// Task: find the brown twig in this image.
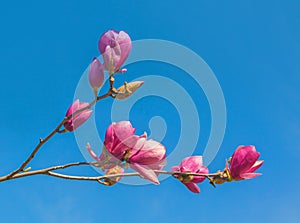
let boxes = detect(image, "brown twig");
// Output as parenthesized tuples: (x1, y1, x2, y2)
(0, 86, 115, 182)
(0, 162, 97, 182)
(0, 160, 222, 185)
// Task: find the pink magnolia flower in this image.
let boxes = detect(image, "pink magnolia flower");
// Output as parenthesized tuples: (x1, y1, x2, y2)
(87, 121, 136, 170)
(228, 145, 264, 180)
(64, 100, 92, 132)
(172, 156, 208, 193)
(98, 30, 132, 74)
(104, 121, 136, 160)
(88, 57, 104, 90)
(87, 121, 166, 184)
(125, 133, 166, 184)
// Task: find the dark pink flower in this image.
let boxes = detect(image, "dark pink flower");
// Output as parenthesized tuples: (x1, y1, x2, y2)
(104, 121, 136, 160)
(98, 30, 131, 74)
(87, 121, 135, 169)
(87, 121, 166, 184)
(228, 145, 264, 180)
(172, 156, 208, 193)
(88, 57, 104, 90)
(64, 100, 92, 132)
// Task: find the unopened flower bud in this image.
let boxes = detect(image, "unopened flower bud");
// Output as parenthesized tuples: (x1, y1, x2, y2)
(88, 57, 104, 90)
(228, 145, 264, 181)
(98, 30, 132, 74)
(115, 81, 144, 100)
(103, 165, 124, 186)
(64, 100, 92, 132)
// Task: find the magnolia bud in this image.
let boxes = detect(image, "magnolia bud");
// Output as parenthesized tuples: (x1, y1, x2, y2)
(98, 30, 132, 74)
(64, 100, 92, 132)
(88, 57, 104, 90)
(115, 81, 144, 100)
(103, 165, 124, 186)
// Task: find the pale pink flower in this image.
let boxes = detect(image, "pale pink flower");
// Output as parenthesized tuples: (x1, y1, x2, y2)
(88, 57, 104, 90)
(126, 133, 166, 184)
(98, 30, 131, 74)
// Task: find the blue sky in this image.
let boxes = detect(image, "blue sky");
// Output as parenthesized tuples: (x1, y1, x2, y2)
(0, 0, 299, 222)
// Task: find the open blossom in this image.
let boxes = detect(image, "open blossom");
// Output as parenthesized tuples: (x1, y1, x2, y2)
(124, 133, 166, 184)
(98, 30, 132, 74)
(87, 121, 166, 184)
(88, 57, 104, 90)
(172, 156, 208, 193)
(64, 100, 92, 132)
(228, 145, 264, 180)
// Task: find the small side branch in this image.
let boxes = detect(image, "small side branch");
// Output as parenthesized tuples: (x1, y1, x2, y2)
(0, 88, 114, 182)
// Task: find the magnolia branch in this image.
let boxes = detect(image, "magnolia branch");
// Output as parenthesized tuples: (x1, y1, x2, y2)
(0, 161, 222, 187)
(0, 29, 264, 195)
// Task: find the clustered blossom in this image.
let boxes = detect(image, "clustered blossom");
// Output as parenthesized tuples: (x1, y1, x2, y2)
(65, 30, 136, 133)
(172, 156, 208, 193)
(88, 30, 131, 90)
(88, 30, 143, 99)
(0, 28, 265, 196)
(65, 30, 264, 193)
(87, 121, 166, 184)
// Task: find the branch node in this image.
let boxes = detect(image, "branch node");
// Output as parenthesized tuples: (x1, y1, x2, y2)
(208, 177, 216, 188)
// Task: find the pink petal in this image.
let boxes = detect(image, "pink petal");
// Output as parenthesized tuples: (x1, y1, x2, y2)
(104, 121, 135, 153)
(129, 139, 166, 165)
(171, 166, 180, 172)
(112, 135, 145, 160)
(248, 160, 264, 173)
(86, 143, 101, 162)
(64, 100, 92, 131)
(130, 163, 159, 184)
(146, 159, 167, 172)
(88, 57, 104, 89)
(102, 45, 121, 72)
(180, 156, 204, 172)
(184, 182, 200, 193)
(98, 30, 119, 54)
(116, 31, 132, 69)
(240, 172, 262, 179)
(192, 166, 209, 183)
(77, 101, 90, 110)
(65, 99, 80, 116)
(72, 110, 92, 130)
